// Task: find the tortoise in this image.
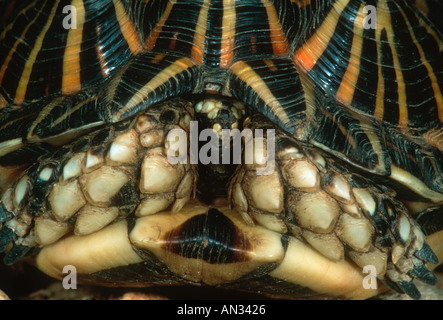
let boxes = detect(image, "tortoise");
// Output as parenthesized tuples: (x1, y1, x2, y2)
(0, 0, 442, 300)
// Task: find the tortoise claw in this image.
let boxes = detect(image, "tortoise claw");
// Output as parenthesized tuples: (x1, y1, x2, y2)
(0, 227, 14, 252)
(3, 244, 31, 266)
(382, 279, 422, 300)
(396, 281, 422, 300)
(414, 243, 439, 265)
(410, 265, 438, 286)
(381, 279, 405, 295)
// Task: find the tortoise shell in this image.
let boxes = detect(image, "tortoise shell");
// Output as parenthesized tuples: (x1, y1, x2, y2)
(0, 0, 442, 299)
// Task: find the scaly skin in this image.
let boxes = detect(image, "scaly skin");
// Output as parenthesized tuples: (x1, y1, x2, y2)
(0, 99, 440, 299)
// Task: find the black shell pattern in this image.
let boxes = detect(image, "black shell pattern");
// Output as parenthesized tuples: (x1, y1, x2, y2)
(0, 0, 442, 203)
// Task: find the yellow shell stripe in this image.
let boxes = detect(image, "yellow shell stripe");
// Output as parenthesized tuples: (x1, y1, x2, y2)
(0, 2, 36, 42)
(333, 5, 387, 172)
(191, 0, 211, 64)
(112, 0, 142, 55)
(220, 0, 236, 69)
(293, 0, 368, 154)
(414, 0, 428, 15)
(62, 0, 85, 96)
(0, 1, 37, 90)
(0, 106, 40, 156)
(230, 61, 289, 125)
(0, 1, 47, 96)
(0, 1, 37, 88)
(290, 0, 311, 8)
(15, 1, 60, 105)
(26, 96, 65, 141)
(25, 96, 101, 142)
(52, 97, 100, 129)
(373, 11, 385, 123)
(360, 120, 387, 172)
(0, 138, 23, 158)
(115, 57, 196, 120)
(261, 0, 290, 57)
(293, 0, 351, 72)
(423, 128, 443, 152)
(313, 108, 357, 149)
(263, 59, 278, 72)
(145, 0, 177, 51)
(391, 166, 443, 203)
(377, 0, 408, 128)
(336, 4, 365, 106)
(396, 3, 443, 123)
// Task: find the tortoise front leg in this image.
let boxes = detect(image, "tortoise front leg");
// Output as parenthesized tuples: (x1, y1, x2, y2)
(0, 99, 197, 266)
(229, 113, 439, 299)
